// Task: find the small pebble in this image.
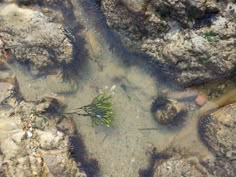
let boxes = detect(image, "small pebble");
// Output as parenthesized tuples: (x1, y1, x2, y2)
(195, 94, 207, 106)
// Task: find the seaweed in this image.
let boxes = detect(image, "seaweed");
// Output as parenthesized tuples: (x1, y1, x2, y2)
(65, 92, 114, 127)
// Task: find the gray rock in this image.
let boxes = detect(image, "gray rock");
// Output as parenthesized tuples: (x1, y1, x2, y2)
(0, 3, 73, 70)
(101, 0, 236, 86)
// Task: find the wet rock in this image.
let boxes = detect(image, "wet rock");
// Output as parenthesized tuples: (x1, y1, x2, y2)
(151, 0, 219, 26)
(195, 94, 208, 106)
(202, 158, 236, 177)
(120, 0, 146, 13)
(199, 103, 236, 158)
(0, 78, 87, 177)
(101, 0, 236, 86)
(152, 155, 210, 177)
(0, 76, 20, 106)
(101, 0, 169, 46)
(0, 3, 73, 70)
(151, 96, 187, 125)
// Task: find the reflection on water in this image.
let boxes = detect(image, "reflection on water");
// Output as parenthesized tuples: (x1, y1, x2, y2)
(3, 1, 235, 177)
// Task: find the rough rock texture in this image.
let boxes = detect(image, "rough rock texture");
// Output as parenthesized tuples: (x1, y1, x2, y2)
(101, 0, 236, 86)
(202, 159, 236, 177)
(0, 77, 87, 177)
(152, 155, 209, 177)
(199, 103, 236, 158)
(151, 96, 187, 125)
(0, 3, 73, 70)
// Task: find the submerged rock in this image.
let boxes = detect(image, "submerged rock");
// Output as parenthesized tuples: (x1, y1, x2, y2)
(199, 103, 236, 158)
(100, 0, 236, 86)
(151, 96, 187, 125)
(0, 3, 73, 70)
(202, 158, 236, 177)
(0, 76, 20, 106)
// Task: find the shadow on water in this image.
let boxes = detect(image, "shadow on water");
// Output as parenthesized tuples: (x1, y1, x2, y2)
(69, 130, 99, 177)
(78, 0, 182, 90)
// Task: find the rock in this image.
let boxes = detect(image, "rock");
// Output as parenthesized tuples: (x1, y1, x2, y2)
(0, 76, 20, 107)
(0, 78, 87, 177)
(151, 0, 219, 26)
(101, 0, 236, 86)
(151, 96, 187, 125)
(195, 94, 207, 106)
(0, 3, 73, 70)
(36, 130, 64, 150)
(153, 155, 210, 177)
(101, 0, 169, 44)
(120, 0, 146, 13)
(199, 103, 236, 157)
(202, 158, 236, 177)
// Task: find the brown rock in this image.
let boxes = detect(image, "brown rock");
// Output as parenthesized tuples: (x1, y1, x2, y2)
(199, 103, 236, 157)
(151, 96, 187, 125)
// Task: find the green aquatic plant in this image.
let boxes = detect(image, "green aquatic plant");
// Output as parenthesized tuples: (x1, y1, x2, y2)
(65, 92, 114, 127)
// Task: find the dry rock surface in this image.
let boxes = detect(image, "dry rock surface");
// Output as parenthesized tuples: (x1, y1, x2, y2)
(101, 0, 236, 86)
(0, 76, 87, 177)
(0, 3, 73, 70)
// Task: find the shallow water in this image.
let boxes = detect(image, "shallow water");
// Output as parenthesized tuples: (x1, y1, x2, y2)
(1, 1, 218, 176)
(10, 32, 180, 176)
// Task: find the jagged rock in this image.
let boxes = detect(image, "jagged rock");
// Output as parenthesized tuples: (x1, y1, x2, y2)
(199, 103, 236, 158)
(101, 0, 236, 86)
(0, 3, 73, 70)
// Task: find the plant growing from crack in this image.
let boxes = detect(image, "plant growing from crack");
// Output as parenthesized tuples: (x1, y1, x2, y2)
(64, 92, 114, 127)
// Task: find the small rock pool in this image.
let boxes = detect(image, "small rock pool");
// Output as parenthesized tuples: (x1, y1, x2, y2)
(1, 0, 235, 177)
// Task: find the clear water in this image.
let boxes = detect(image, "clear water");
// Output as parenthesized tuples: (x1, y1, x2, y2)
(3, 0, 231, 176)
